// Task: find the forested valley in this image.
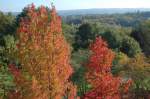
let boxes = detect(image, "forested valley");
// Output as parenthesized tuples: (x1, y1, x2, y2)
(0, 4, 150, 99)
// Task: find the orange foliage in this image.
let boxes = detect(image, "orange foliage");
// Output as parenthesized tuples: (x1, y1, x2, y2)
(9, 4, 75, 99)
(67, 83, 79, 99)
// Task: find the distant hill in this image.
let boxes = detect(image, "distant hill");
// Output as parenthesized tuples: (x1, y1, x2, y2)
(9, 8, 150, 16)
(58, 8, 150, 16)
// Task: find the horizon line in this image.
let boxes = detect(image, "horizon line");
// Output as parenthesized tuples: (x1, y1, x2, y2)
(58, 7, 150, 11)
(2, 7, 150, 13)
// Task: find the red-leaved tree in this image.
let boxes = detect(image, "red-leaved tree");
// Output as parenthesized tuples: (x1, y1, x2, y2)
(82, 37, 132, 99)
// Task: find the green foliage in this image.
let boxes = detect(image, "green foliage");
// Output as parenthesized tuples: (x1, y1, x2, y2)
(71, 66, 91, 96)
(0, 12, 17, 98)
(121, 36, 141, 57)
(0, 64, 15, 98)
(117, 54, 150, 92)
(131, 20, 150, 56)
(71, 49, 90, 70)
(16, 7, 28, 26)
(102, 28, 141, 57)
(102, 30, 124, 49)
(112, 53, 150, 98)
(71, 49, 91, 96)
(73, 23, 97, 50)
(62, 24, 77, 45)
(63, 12, 150, 27)
(112, 52, 129, 75)
(0, 12, 16, 38)
(0, 35, 18, 65)
(0, 35, 17, 98)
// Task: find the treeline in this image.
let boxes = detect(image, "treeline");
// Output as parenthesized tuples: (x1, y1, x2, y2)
(62, 12, 150, 56)
(62, 11, 150, 27)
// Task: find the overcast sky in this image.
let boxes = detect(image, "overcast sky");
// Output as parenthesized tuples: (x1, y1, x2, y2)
(0, 0, 150, 12)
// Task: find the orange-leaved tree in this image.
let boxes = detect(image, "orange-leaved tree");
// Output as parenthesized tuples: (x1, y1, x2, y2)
(9, 4, 77, 99)
(82, 37, 132, 99)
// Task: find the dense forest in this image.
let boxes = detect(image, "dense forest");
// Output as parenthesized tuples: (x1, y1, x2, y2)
(0, 4, 150, 99)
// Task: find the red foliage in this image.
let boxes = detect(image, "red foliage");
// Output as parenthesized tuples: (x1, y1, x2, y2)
(8, 64, 25, 86)
(123, 79, 133, 94)
(82, 37, 131, 99)
(9, 64, 20, 78)
(7, 90, 22, 99)
(8, 64, 24, 99)
(87, 37, 114, 73)
(83, 73, 121, 99)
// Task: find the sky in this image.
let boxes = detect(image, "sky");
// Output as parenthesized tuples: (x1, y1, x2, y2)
(0, 0, 150, 12)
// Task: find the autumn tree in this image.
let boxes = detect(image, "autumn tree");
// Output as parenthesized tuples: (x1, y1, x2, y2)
(82, 37, 132, 99)
(9, 4, 77, 99)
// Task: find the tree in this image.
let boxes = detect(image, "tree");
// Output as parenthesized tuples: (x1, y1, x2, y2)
(71, 49, 91, 96)
(0, 35, 18, 64)
(131, 20, 150, 56)
(0, 12, 16, 39)
(112, 52, 129, 75)
(16, 7, 28, 26)
(121, 36, 141, 57)
(82, 37, 132, 99)
(9, 4, 77, 99)
(62, 23, 77, 45)
(102, 30, 124, 50)
(73, 23, 96, 50)
(102, 29, 141, 57)
(16, 6, 51, 27)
